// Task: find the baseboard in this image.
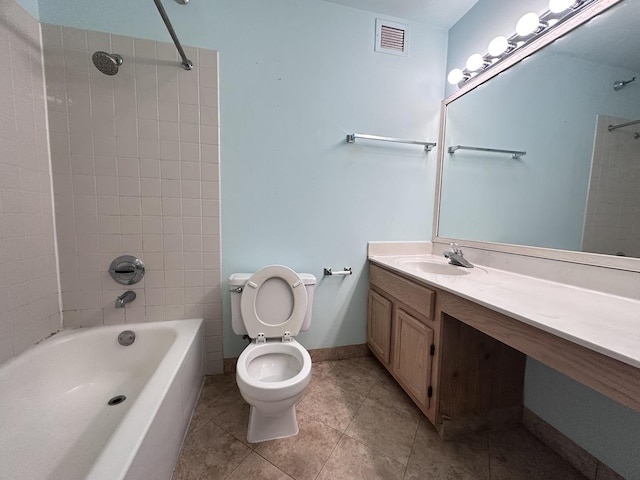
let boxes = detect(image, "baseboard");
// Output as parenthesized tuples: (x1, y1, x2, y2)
(222, 343, 371, 374)
(308, 343, 371, 363)
(437, 405, 522, 441)
(522, 407, 624, 480)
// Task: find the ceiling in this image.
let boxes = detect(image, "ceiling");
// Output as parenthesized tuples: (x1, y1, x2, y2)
(321, 0, 480, 29)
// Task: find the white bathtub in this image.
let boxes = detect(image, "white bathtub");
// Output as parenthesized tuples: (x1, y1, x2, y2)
(0, 318, 204, 480)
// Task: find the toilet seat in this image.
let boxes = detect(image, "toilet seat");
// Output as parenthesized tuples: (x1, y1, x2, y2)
(240, 265, 308, 339)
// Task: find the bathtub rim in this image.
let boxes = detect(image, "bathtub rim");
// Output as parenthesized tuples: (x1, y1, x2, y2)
(85, 318, 203, 480)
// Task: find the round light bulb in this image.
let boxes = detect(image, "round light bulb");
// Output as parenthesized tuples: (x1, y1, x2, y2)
(549, 0, 574, 13)
(466, 53, 485, 71)
(516, 12, 541, 36)
(488, 36, 509, 57)
(447, 68, 464, 85)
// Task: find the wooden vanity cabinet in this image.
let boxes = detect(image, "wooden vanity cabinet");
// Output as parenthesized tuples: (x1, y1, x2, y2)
(367, 289, 392, 365)
(368, 262, 526, 435)
(393, 307, 434, 407)
(368, 264, 437, 422)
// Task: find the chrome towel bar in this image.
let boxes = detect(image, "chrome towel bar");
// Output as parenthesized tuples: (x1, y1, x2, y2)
(448, 145, 526, 159)
(346, 133, 436, 152)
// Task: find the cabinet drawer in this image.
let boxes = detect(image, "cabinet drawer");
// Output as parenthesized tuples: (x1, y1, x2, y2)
(370, 264, 435, 320)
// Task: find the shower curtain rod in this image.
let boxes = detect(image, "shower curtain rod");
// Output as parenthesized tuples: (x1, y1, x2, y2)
(152, 0, 193, 70)
(608, 119, 640, 132)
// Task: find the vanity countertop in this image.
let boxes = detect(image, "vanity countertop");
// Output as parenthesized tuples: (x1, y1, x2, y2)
(368, 253, 640, 370)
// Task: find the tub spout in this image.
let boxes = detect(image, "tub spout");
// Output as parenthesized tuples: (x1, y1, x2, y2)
(115, 290, 136, 308)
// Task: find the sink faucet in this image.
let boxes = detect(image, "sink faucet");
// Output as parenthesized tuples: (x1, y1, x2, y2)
(115, 290, 137, 308)
(443, 243, 474, 268)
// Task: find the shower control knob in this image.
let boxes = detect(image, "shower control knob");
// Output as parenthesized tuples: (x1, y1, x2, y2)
(109, 255, 145, 285)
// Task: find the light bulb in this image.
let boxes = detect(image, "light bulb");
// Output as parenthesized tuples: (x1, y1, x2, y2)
(487, 36, 510, 57)
(447, 68, 464, 85)
(549, 0, 574, 13)
(516, 12, 541, 36)
(466, 53, 485, 71)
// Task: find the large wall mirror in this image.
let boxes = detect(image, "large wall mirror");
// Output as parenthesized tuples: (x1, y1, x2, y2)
(434, 0, 640, 272)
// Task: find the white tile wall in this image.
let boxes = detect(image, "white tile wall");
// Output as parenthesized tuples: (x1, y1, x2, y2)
(42, 25, 223, 374)
(583, 115, 640, 258)
(0, 0, 61, 364)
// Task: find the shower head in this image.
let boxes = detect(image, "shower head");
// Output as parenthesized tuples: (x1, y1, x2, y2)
(92, 51, 123, 76)
(613, 76, 636, 91)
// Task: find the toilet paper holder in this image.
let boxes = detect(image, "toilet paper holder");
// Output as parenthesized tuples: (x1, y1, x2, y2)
(324, 267, 352, 276)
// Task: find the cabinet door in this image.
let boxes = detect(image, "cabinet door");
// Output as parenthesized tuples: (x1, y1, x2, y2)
(393, 307, 434, 407)
(368, 289, 392, 365)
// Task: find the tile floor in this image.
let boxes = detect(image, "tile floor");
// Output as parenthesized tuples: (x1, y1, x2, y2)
(173, 355, 586, 480)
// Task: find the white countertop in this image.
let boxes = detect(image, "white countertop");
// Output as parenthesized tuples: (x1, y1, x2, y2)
(368, 253, 640, 369)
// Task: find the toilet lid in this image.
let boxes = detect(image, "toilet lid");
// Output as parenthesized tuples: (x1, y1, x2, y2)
(240, 265, 308, 339)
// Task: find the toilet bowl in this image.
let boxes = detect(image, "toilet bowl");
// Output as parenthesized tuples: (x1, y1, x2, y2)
(229, 265, 316, 443)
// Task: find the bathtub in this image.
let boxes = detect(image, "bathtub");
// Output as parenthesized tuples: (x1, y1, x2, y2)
(0, 318, 204, 480)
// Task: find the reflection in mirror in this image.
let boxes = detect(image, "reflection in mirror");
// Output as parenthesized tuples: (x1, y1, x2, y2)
(438, 0, 640, 261)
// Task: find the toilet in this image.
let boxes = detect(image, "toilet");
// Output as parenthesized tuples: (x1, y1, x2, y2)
(229, 265, 316, 443)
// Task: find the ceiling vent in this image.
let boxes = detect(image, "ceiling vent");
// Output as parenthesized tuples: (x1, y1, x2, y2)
(375, 19, 410, 57)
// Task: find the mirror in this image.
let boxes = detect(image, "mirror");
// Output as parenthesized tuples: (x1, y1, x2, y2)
(435, 0, 640, 270)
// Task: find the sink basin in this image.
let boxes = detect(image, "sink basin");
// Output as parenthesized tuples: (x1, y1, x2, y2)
(395, 259, 472, 276)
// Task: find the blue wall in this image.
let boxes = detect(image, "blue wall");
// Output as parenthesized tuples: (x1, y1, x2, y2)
(447, 1, 640, 477)
(35, 0, 447, 357)
(14, 0, 38, 18)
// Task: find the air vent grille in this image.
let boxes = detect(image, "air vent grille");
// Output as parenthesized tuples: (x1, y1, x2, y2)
(380, 25, 405, 52)
(375, 19, 410, 57)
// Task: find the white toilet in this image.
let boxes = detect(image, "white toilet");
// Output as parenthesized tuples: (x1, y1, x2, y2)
(229, 265, 316, 443)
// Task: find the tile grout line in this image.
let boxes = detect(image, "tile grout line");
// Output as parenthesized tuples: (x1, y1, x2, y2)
(401, 417, 422, 479)
(312, 432, 346, 480)
(253, 449, 294, 480)
(222, 447, 253, 480)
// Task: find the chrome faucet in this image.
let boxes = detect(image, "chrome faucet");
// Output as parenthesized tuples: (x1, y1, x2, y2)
(443, 243, 474, 268)
(115, 290, 136, 308)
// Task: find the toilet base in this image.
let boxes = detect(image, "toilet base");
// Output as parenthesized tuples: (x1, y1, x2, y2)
(247, 405, 299, 443)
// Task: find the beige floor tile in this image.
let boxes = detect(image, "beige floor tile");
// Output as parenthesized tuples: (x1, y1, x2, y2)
(404, 419, 490, 480)
(488, 425, 587, 480)
(190, 373, 243, 432)
(255, 411, 343, 480)
(175, 359, 591, 480)
(298, 360, 338, 404)
(344, 398, 419, 465)
(324, 356, 383, 397)
(316, 435, 405, 480)
(367, 370, 423, 420)
(297, 376, 366, 432)
(212, 398, 257, 448)
(226, 452, 293, 480)
(172, 421, 251, 480)
(310, 360, 338, 381)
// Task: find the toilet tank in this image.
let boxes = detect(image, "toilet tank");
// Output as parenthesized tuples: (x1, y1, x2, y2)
(229, 272, 316, 336)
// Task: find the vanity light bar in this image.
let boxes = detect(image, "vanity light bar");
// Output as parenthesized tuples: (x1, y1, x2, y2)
(448, 0, 595, 88)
